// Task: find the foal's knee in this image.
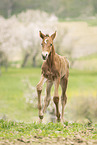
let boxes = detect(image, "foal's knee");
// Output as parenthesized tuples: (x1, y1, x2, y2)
(53, 96, 59, 105)
(36, 83, 42, 92)
(53, 96, 60, 121)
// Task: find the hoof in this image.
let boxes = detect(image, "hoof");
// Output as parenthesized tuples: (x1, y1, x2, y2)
(39, 115, 43, 120)
(57, 118, 61, 122)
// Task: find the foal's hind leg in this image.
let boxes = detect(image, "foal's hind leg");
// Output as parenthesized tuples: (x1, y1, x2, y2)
(60, 76, 68, 123)
(53, 77, 61, 122)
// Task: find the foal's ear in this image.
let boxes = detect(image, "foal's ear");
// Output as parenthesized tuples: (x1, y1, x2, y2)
(51, 31, 56, 40)
(39, 31, 45, 39)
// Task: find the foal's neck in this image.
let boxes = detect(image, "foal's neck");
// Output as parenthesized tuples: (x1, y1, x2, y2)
(47, 44, 55, 67)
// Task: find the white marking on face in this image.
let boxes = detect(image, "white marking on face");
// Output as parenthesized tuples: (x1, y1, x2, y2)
(44, 39, 47, 44)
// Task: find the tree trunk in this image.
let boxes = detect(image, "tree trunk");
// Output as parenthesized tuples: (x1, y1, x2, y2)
(22, 53, 30, 67)
(32, 55, 36, 67)
(0, 65, 1, 76)
(7, 0, 14, 17)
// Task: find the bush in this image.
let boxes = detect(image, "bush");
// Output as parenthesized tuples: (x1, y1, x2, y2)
(67, 96, 97, 122)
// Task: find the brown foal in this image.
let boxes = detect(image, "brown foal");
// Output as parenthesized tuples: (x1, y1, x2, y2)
(36, 31, 69, 123)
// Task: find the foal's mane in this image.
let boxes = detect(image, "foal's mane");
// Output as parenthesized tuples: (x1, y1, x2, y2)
(45, 34, 49, 37)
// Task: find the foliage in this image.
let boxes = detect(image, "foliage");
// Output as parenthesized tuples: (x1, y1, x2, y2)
(0, 10, 97, 68)
(0, 50, 8, 75)
(23, 79, 38, 108)
(72, 53, 97, 70)
(67, 96, 97, 122)
(0, 10, 58, 67)
(0, 0, 97, 19)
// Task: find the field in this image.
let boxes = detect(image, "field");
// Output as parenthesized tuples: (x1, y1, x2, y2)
(0, 67, 97, 121)
(0, 67, 97, 144)
(0, 120, 97, 145)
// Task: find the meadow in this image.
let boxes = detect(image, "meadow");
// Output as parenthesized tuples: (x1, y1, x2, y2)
(0, 67, 97, 121)
(0, 67, 97, 144)
(0, 120, 97, 145)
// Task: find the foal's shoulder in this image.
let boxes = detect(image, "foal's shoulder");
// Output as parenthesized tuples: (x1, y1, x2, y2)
(55, 53, 69, 67)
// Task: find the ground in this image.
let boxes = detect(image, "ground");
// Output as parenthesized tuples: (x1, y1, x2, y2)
(0, 121, 97, 145)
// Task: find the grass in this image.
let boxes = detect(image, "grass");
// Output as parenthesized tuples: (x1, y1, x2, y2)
(59, 18, 97, 26)
(78, 53, 97, 61)
(0, 67, 97, 144)
(68, 69, 97, 98)
(0, 67, 40, 122)
(85, 19, 97, 26)
(72, 53, 97, 71)
(0, 119, 97, 144)
(0, 67, 97, 122)
(0, 120, 97, 139)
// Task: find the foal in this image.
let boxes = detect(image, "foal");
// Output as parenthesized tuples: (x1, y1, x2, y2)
(36, 31, 69, 123)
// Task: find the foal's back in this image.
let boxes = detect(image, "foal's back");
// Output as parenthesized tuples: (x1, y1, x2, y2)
(54, 53, 69, 79)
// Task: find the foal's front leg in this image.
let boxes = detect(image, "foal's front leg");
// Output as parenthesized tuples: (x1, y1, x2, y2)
(36, 75, 47, 122)
(43, 80, 53, 113)
(53, 77, 61, 121)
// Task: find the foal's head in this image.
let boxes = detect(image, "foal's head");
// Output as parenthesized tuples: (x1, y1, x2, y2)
(39, 31, 56, 60)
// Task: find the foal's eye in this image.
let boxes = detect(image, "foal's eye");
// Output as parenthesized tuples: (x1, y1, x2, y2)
(50, 44, 52, 46)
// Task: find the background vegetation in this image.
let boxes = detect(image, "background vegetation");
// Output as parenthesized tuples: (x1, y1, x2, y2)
(1, 0, 97, 19)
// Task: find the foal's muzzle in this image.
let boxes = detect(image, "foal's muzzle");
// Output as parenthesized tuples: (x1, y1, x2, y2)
(42, 52, 48, 60)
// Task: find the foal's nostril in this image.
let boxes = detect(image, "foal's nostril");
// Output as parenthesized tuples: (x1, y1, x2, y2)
(42, 54, 46, 60)
(42, 52, 48, 60)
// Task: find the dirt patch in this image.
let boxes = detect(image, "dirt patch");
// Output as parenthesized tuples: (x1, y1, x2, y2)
(0, 136, 97, 145)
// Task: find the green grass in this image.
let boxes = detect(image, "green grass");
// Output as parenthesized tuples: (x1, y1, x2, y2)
(72, 53, 97, 71)
(0, 67, 97, 122)
(85, 19, 97, 26)
(68, 69, 97, 98)
(0, 67, 97, 143)
(0, 67, 40, 122)
(78, 53, 97, 61)
(59, 18, 97, 26)
(0, 119, 97, 141)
